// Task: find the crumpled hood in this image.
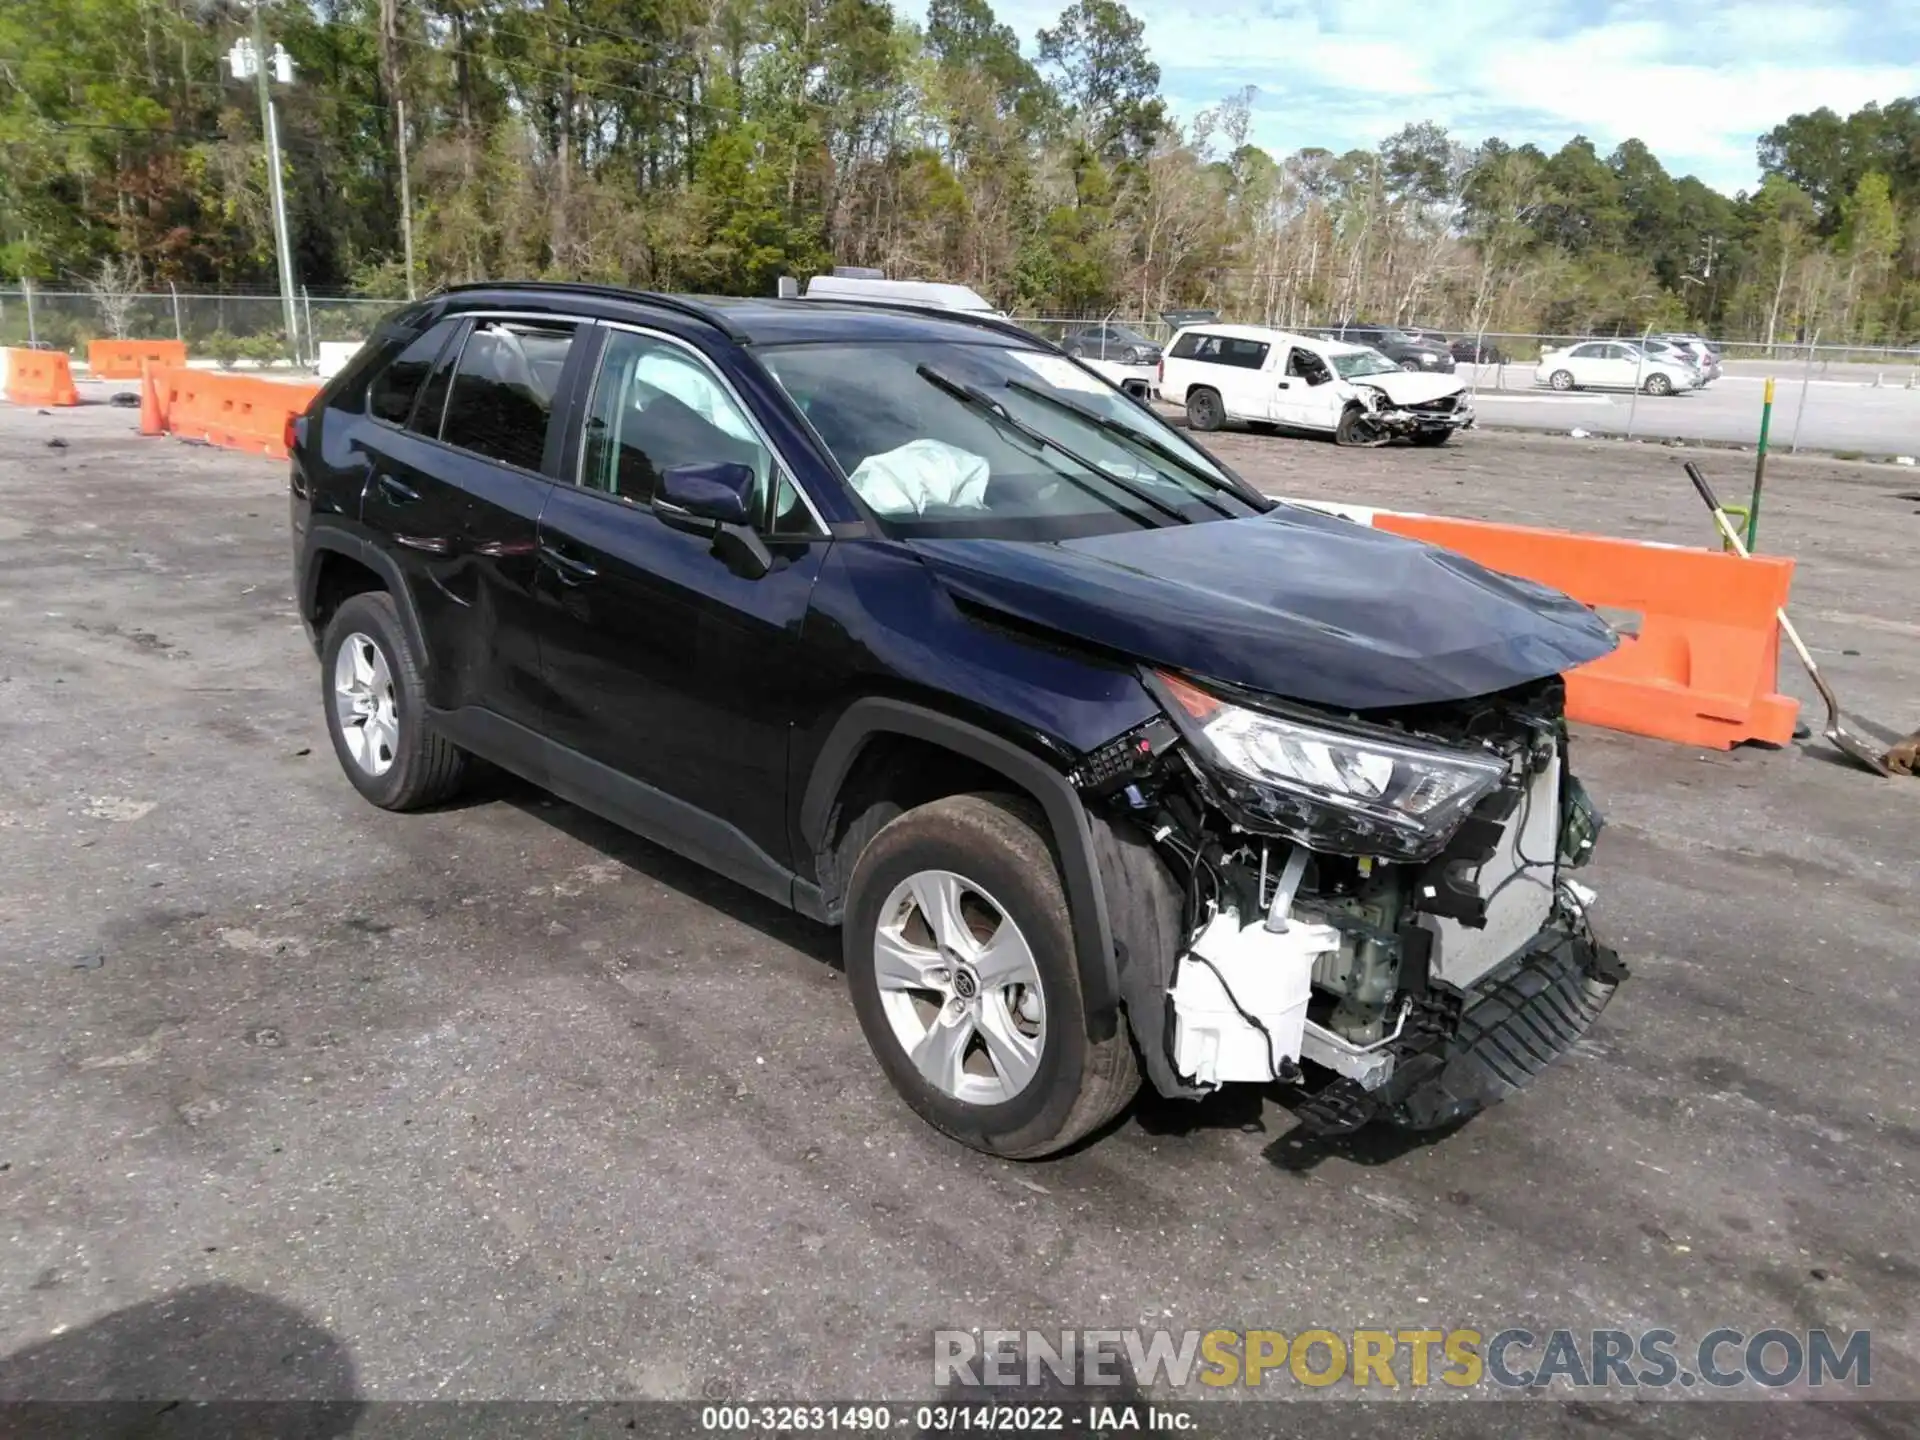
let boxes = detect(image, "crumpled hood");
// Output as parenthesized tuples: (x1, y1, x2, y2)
(910, 508, 1617, 710)
(1352, 371, 1466, 406)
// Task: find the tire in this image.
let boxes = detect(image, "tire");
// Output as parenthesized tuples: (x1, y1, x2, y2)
(843, 793, 1140, 1158)
(1065, 344, 1085, 359)
(1549, 369, 1575, 391)
(1185, 387, 1224, 432)
(1334, 405, 1374, 447)
(1398, 360, 1421, 372)
(320, 591, 468, 811)
(1642, 372, 1672, 396)
(1409, 428, 1452, 447)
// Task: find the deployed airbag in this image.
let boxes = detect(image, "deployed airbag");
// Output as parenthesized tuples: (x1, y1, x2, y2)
(849, 439, 990, 515)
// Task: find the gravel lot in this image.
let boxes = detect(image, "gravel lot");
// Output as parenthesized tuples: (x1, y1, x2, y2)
(1, 405, 1916, 1417)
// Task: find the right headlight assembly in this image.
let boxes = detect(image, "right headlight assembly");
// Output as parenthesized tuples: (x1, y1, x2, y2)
(1149, 671, 1510, 861)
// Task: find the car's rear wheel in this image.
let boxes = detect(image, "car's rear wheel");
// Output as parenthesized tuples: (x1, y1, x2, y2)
(1185, 387, 1224, 432)
(321, 592, 467, 811)
(1398, 360, 1421, 372)
(1549, 369, 1576, 391)
(1643, 372, 1673, 396)
(843, 793, 1139, 1158)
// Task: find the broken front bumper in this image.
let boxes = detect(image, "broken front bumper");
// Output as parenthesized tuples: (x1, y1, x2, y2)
(1372, 401, 1475, 436)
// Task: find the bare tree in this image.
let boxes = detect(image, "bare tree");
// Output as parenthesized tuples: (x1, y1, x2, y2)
(84, 256, 144, 339)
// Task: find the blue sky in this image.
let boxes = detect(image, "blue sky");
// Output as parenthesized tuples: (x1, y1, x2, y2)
(915, 0, 1918, 196)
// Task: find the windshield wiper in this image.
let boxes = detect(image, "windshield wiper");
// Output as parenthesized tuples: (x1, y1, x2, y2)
(914, 364, 1192, 526)
(1002, 378, 1257, 517)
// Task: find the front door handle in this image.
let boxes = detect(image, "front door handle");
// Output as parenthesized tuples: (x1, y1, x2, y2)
(375, 473, 420, 505)
(538, 541, 599, 584)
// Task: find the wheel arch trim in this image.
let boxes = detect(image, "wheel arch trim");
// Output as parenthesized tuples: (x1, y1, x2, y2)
(800, 698, 1121, 1035)
(302, 523, 434, 674)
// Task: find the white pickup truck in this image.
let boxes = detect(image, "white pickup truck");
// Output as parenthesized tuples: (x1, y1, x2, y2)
(1157, 322, 1475, 446)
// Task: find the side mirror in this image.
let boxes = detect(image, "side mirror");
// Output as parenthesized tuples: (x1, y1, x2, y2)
(658, 461, 756, 527)
(656, 461, 773, 580)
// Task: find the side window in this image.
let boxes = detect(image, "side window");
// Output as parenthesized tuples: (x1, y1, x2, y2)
(580, 330, 774, 514)
(367, 318, 459, 426)
(1168, 332, 1204, 360)
(1570, 343, 1602, 359)
(1287, 348, 1332, 385)
(440, 320, 579, 472)
(1220, 339, 1270, 369)
(409, 321, 467, 439)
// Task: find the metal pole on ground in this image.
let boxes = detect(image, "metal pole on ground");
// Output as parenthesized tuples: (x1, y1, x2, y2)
(24, 276, 35, 348)
(1788, 327, 1818, 454)
(169, 281, 182, 342)
(1746, 377, 1775, 551)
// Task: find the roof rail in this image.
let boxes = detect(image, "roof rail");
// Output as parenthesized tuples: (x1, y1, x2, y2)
(439, 280, 750, 342)
(791, 294, 1053, 351)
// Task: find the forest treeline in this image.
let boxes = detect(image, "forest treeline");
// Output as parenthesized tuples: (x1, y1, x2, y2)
(3, 0, 1918, 341)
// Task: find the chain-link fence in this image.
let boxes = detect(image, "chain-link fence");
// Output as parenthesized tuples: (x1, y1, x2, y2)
(0, 284, 395, 369)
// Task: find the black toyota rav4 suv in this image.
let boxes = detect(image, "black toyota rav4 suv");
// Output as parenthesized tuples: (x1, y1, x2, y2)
(292, 282, 1624, 1158)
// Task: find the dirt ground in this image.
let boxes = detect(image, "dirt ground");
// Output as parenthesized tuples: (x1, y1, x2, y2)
(0, 404, 1915, 1421)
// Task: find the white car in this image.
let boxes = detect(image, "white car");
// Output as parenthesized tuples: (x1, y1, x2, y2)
(1534, 341, 1696, 395)
(1661, 333, 1723, 382)
(1157, 324, 1474, 446)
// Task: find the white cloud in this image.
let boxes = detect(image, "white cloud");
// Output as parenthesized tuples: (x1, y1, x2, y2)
(907, 0, 1910, 195)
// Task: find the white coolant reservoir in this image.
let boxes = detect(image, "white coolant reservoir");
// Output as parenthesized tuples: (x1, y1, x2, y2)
(1169, 909, 1341, 1088)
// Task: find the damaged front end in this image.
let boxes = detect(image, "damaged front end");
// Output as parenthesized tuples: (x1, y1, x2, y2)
(1076, 669, 1624, 1136)
(1355, 385, 1476, 441)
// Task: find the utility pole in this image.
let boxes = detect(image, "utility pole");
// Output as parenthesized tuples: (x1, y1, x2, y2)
(237, 4, 301, 364)
(397, 97, 417, 299)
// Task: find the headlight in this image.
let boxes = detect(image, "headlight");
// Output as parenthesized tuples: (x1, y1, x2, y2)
(1150, 671, 1509, 859)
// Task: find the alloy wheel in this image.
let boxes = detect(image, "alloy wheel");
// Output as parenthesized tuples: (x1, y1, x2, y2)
(871, 869, 1047, 1105)
(332, 631, 399, 777)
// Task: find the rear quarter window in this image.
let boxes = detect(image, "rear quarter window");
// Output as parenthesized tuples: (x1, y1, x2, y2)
(1169, 332, 1270, 369)
(366, 319, 460, 426)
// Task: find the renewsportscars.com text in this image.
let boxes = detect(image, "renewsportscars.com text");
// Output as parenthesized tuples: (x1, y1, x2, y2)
(933, 1327, 1871, 1391)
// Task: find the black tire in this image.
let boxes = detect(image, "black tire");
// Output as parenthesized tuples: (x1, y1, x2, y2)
(1065, 343, 1085, 359)
(320, 591, 468, 811)
(1409, 428, 1452, 447)
(1398, 359, 1421, 372)
(1185, 387, 1224, 432)
(1334, 405, 1374, 447)
(843, 793, 1140, 1158)
(1642, 372, 1672, 396)
(1549, 369, 1575, 391)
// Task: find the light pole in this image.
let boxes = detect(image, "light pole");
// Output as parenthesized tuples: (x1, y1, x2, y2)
(230, 7, 300, 365)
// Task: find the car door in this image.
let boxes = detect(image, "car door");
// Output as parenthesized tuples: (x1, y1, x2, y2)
(356, 314, 584, 725)
(1563, 343, 1606, 387)
(1271, 346, 1336, 429)
(533, 325, 831, 893)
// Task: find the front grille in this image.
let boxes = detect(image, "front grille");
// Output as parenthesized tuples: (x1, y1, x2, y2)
(1409, 395, 1457, 414)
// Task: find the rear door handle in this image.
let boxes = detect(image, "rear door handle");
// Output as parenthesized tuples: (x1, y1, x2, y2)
(375, 473, 420, 505)
(539, 541, 598, 584)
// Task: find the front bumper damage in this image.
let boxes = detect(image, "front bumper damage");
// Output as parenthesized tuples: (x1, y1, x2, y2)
(1078, 677, 1623, 1135)
(1360, 389, 1476, 438)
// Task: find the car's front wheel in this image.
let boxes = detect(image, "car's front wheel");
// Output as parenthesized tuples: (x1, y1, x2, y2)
(321, 591, 468, 811)
(843, 793, 1139, 1158)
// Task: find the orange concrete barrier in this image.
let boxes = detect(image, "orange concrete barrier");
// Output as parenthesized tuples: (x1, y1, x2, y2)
(4, 347, 80, 406)
(153, 367, 320, 460)
(1373, 512, 1800, 750)
(88, 338, 187, 379)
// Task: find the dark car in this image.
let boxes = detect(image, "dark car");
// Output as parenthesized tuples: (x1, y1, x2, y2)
(1323, 322, 1456, 373)
(1059, 323, 1161, 365)
(290, 282, 1622, 1158)
(1449, 337, 1508, 365)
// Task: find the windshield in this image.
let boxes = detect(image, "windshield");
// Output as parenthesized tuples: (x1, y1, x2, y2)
(758, 341, 1264, 538)
(1331, 349, 1401, 378)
